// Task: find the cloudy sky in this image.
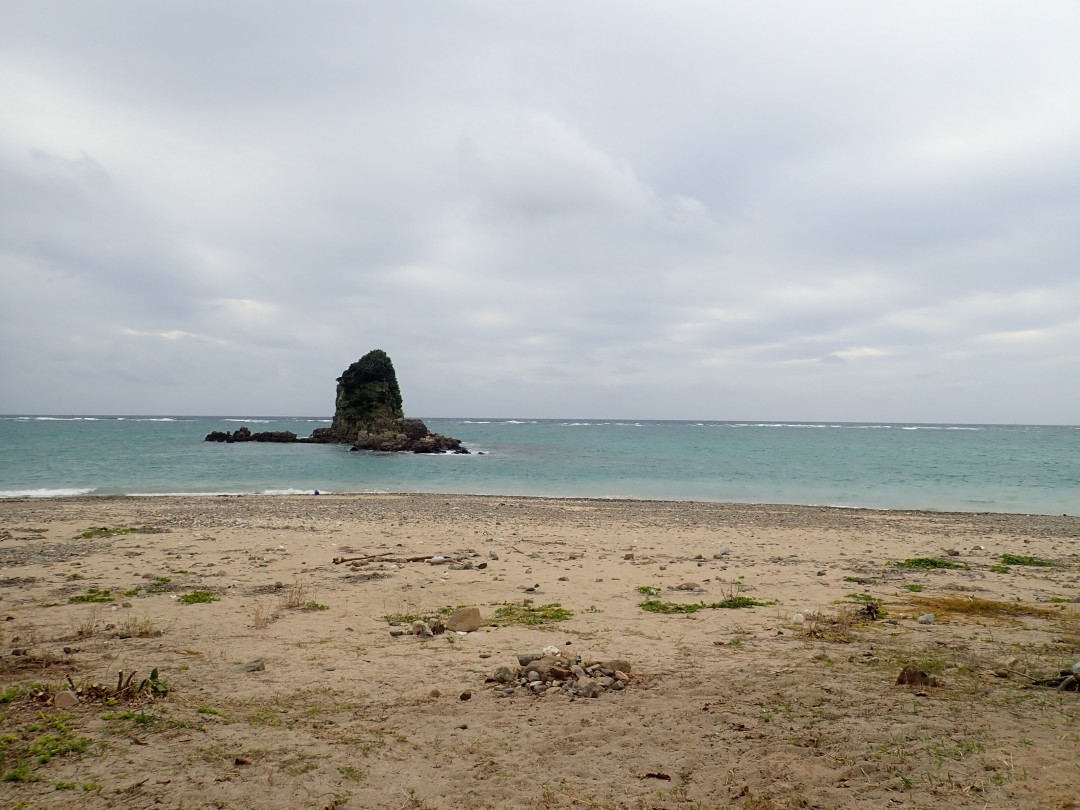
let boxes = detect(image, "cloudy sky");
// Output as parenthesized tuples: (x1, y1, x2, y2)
(2, 2, 1078, 422)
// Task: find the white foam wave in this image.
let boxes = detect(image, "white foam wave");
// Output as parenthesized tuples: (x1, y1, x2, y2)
(223, 418, 272, 423)
(0, 488, 95, 498)
(31, 416, 101, 421)
(262, 488, 325, 495)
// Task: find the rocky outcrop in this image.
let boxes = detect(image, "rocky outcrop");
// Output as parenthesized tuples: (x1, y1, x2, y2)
(307, 350, 468, 454)
(204, 427, 299, 443)
(205, 349, 467, 453)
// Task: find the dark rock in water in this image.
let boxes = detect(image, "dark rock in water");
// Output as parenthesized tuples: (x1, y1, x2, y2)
(204, 349, 467, 453)
(205, 427, 299, 443)
(308, 349, 468, 453)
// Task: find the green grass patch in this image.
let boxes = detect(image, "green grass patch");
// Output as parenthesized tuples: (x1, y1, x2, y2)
(78, 527, 137, 539)
(124, 576, 177, 597)
(904, 583, 925, 592)
(636, 585, 662, 596)
(68, 587, 113, 604)
(640, 596, 773, 614)
(1000, 554, 1062, 568)
(0, 713, 92, 782)
(989, 564, 1010, 574)
(0, 684, 41, 705)
(845, 592, 880, 603)
(177, 590, 218, 604)
(894, 558, 969, 571)
(78, 526, 165, 539)
(489, 602, 573, 626)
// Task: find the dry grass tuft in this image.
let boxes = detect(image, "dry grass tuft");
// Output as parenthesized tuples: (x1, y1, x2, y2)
(279, 579, 327, 612)
(115, 614, 164, 638)
(911, 595, 1058, 621)
(71, 607, 103, 639)
(253, 600, 281, 629)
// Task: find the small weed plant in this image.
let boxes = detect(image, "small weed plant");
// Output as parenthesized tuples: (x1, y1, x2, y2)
(894, 558, 969, 571)
(68, 588, 113, 604)
(178, 590, 218, 605)
(490, 602, 572, 626)
(1000, 554, 1062, 568)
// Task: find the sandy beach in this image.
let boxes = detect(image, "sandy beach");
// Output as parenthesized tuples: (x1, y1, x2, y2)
(1, 494, 1077, 809)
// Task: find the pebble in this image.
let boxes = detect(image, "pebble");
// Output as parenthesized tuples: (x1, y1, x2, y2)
(791, 613, 805, 625)
(916, 613, 935, 625)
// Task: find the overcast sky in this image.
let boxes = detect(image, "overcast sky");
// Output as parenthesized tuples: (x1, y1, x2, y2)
(2, 2, 1078, 422)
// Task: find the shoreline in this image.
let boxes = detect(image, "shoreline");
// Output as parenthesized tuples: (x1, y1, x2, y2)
(3, 490, 1075, 521)
(1, 491, 1077, 808)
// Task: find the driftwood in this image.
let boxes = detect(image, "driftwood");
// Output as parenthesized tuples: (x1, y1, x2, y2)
(332, 553, 393, 565)
(332, 553, 460, 565)
(1033, 671, 1080, 692)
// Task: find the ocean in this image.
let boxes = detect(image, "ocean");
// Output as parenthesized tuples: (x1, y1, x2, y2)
(1, 416, 1077, 515)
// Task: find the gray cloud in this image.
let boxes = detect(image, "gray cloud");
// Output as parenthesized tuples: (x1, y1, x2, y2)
(2, 1, 1078, 422)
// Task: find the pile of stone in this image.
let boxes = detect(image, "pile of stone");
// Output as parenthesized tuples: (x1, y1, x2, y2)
(488, 647, 632, 698)
(388, 606, 484, 638)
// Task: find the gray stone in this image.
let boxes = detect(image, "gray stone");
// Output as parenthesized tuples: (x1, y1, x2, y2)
(53, 690, 80, 709)
(412, 621, 433, 637)
(916, 613, 935, 625)
(578, 679, 602, 698)
(517, 652, 542, 667)
(529, 656, 573, 682)
(230, 658, 266, 673)
(896, 665, 937, 687)
(446, 607, 484, 633)
(493, 666, 516, 683)
(597, 659, 632, 675)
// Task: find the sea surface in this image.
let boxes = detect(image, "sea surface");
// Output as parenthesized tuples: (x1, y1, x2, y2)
(1, 416, 1078, 515)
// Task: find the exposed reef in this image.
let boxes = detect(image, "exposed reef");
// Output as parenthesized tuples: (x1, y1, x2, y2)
(204, 350, 468, 454)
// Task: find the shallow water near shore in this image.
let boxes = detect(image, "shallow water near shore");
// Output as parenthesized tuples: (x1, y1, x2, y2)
(2, 416, 1078, 514)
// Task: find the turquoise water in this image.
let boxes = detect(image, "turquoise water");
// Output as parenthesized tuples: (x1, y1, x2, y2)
(1, 416, 1078, 514)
